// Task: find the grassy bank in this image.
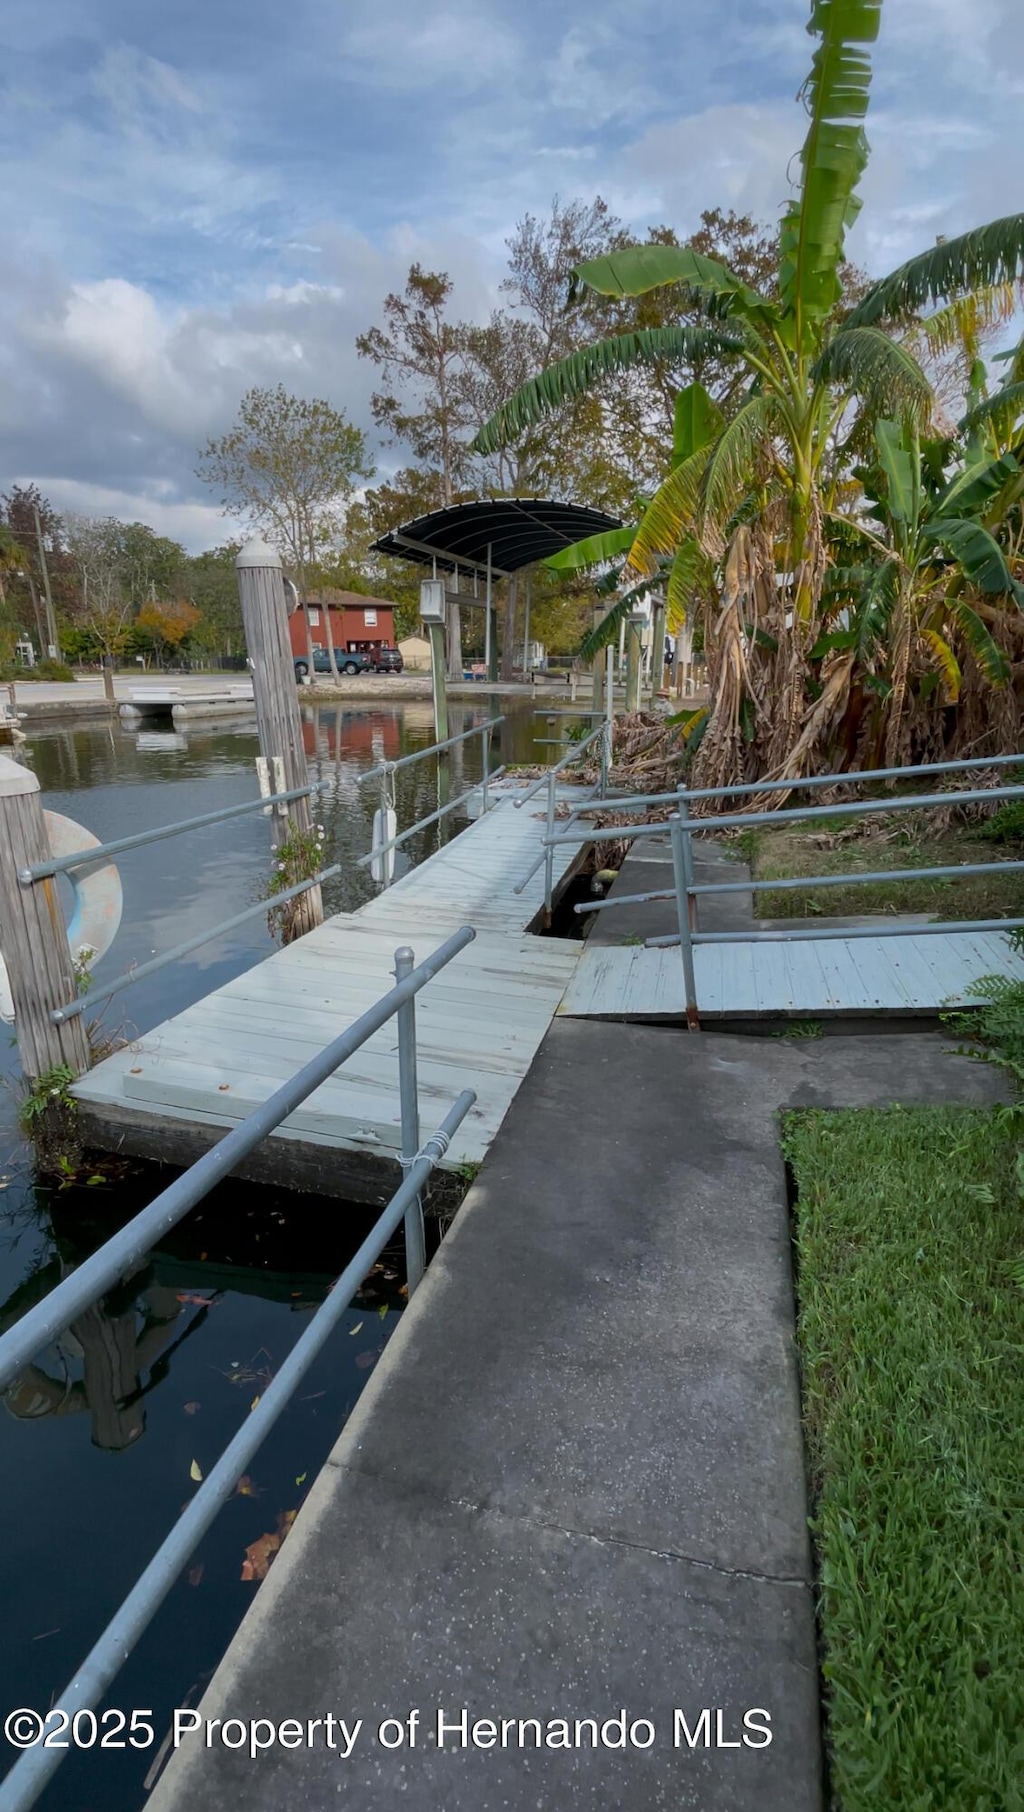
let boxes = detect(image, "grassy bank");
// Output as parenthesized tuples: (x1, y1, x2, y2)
(730, 806, 1024, 921)
(784, 1087, 1024, 1809)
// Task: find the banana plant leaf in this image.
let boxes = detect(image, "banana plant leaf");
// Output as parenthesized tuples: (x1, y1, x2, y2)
(543, 526, 638, 572)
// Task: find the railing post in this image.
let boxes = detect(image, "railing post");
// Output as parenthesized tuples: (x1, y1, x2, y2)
(0, 756, 91, 1080)
(669, 792, 700, 1031)
(394, 946, 426, 1294)
(544, 772, 556, 921)
(481, 723, 490, 815)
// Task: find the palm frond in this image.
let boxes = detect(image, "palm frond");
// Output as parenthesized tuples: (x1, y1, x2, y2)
(916, 284, 1017, 359)
(778, 0, 882, 327)
(813, 326, 933, 424)
(471, 325, 743, 454)
(935, 452, 1020, 520)
(922, 516, 1024, 604)
(848, 214, 1024, 328)
(960, 382, 1024, 438)
(701, 393, 781, 530)
(666, 537, 712, 632)
(920, 628, 962, 702)
(944, 598, 1012, 685)
(566, 245, 774, 322)
(624, 446, 713, 577)
(673, 382, 724, 468)
(543, 526, 638, 572)
(577, 582, 661, 662)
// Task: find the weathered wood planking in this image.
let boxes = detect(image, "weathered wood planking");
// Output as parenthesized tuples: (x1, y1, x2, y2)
(557, 929, 1024, 1020)
(74, 786, 587, 1168)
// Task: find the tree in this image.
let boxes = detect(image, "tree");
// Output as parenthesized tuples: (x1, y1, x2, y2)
(358, 267, 477, 676)
(180, 543, 244, 655)
(135, 598, 203, 667)
(62, 516, 139, 663)
(475, 0, 1024, 786)
(197, 385, 373, 683)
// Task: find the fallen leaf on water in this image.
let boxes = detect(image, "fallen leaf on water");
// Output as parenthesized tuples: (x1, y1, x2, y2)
(183, 1401, 201, 1416)
(189, 1459, 203, 1482)
(348, 1322, 363, 1337)
(354, 1351, 377, 1371)
(378, 1304, 389, 1320)
(240, 1531, 279, 1582)
(250, 1395, 261, 1412)
(240, 1510, 298, 1583)
(188, 1564, 204, 1588)
(295, 1472, 307, 1488)
(176, 1293, 215, 1307)
(235, 1475, 259, 1497)
(399, 1284, 409, 1298)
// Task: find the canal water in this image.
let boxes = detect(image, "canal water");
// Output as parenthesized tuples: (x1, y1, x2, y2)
(0, 697, 551, 1812)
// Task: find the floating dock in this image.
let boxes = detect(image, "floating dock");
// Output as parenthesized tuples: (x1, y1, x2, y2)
(73, 785, 584, 1196)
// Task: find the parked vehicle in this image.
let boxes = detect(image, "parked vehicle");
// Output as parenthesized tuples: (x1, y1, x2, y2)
(294, 648, 370, 679)
(371, 647, 404, 674)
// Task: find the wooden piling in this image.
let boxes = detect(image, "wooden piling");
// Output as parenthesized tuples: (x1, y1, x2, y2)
(0, 755, 91, 1080)
(235, 542, 323, 934)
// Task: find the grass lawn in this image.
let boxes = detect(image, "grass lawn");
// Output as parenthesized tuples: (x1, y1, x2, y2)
(729, 809, 1024, 921)
(784, 1098, 1024, 1810)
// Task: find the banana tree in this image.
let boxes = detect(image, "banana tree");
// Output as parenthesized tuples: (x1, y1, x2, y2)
(822, 422, 1024, 765)
(474, 0, 1024, 784)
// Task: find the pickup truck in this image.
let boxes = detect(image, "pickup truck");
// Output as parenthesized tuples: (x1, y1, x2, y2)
(294, 648, 370, 679)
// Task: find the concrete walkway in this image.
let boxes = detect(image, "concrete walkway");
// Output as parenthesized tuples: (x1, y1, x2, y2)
(148, 1023, 1006, 1812)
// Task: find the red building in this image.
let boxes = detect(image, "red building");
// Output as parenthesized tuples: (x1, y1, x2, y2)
(287, 589, 397, 663)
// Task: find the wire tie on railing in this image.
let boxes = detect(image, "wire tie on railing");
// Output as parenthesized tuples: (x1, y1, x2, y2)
(413, 1127, 454, 1167)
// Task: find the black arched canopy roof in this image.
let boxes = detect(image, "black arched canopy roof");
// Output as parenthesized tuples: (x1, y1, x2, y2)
(372, 497, 622, 576)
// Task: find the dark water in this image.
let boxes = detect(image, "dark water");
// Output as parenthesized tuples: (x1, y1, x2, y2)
(0, 697, 554, 1811)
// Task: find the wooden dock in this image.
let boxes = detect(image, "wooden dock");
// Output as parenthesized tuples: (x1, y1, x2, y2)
(73, 785, 584, 1184)
(557, 927, 1024, 1019)
(72, 794, 1024, 1194)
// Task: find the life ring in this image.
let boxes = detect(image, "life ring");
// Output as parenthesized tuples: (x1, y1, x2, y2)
(0, 811, 122, 1022)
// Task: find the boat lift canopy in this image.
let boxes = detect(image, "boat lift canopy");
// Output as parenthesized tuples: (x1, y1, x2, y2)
(373, 497, 622, 581)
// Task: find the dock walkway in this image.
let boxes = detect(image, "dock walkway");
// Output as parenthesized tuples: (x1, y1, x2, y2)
(74, 785, 584, 1181)
(146, 1024, 1008, 1812)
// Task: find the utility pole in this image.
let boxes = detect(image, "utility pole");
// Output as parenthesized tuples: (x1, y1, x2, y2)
(33, 507, 60, 660)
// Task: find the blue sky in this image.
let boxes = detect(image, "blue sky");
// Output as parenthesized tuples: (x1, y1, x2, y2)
(1, 0, 1022, 549)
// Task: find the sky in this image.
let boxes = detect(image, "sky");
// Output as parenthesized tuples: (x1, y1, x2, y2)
(1, 0, 1022, 551)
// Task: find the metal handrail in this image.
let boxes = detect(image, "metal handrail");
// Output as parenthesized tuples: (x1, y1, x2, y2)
(360, 716, 504, 784)
(556, 756, 1024, 1029)
(512, 722, 607, 809)
(51, 863, 343, 1023)
(566, 751, 1024, 820)
(0, 930, 477, 1812)
(359, 719, 505, 889)
(539, 781, 1024, 844)
(18, 786, 317, 884)
(356, 771, 507, 870)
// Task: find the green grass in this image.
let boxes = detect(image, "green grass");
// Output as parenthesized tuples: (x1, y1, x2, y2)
(784, 1103, 1024, 1810)
(733, 814, 1024, 922)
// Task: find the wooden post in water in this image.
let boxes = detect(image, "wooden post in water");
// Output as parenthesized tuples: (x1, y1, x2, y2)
(0, 755, 91, 1080)
(427, 623, 449, 744)
(625, 616, 644, 712)
(650, 597, 666, 698)
(235, 541, 323, 935)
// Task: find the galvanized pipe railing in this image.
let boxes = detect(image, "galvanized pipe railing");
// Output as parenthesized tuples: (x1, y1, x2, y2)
(511, 722, 610, 914)
(0, 929, 477, 1812)
(360, 715, 504, 783)
(50, 863, 344, 1024)
(359, 717, 505, 889)
(556, 757, 1024, 1027)
(18, 785, 317, 884)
